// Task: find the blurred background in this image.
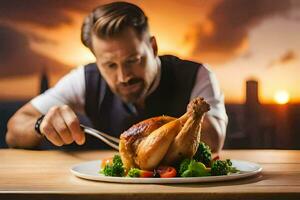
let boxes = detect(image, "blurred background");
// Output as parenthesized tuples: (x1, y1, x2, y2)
(0, 0, 299, 149)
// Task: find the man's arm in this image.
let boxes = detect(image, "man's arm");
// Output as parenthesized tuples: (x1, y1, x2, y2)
(201, 115, 226, 153)
(6, 103, 44, 148)
(6, 66, 86, 149)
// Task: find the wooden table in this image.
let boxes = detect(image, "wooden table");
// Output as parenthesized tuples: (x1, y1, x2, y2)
(0, 149, 299, 200)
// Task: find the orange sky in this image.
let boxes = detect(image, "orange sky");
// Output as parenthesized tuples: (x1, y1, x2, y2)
(0, 0, 299, 103)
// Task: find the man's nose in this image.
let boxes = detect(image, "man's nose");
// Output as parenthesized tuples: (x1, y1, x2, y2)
(117, 66, 131, 83)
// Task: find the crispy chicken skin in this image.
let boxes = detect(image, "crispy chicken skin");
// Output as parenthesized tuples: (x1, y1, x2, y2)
(119, 116, 176, 170)
(119, 97, 210, 171)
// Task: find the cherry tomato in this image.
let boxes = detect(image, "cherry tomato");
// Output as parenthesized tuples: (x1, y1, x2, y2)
(212, 155, 220, 161)
(140, 170, 154, 178)
(157, 166, 177, 178)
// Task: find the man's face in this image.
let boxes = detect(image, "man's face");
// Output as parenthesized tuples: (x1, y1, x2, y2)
(91, 28, 158, 103)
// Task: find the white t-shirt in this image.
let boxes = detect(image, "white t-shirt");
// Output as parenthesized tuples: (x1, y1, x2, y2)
(31, 62, 228, 123)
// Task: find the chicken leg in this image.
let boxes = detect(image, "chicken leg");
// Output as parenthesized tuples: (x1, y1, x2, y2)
(162, 97, 210, 164)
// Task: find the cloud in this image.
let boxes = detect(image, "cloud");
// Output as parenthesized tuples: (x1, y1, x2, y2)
(0, 24, 69, 77)
(268, 50, 298, 67)
(0, 0, 102, 27)
(185, 0, 295, 63)
(0, 0, 106, 77)
(279, 51, 297, 63)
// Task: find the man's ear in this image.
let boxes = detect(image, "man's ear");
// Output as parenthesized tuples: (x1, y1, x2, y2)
(150, 36, 158, 56)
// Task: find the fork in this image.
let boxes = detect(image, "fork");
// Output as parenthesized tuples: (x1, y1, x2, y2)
(80, 124, 120, 151)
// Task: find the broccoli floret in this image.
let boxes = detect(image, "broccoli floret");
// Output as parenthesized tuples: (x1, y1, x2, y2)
(126, 168, 154, 178)
(193, 142, 212, 167)
(178, 158, 191, 176)
(179, 159, 210, 177)
(127, 168, 140, 177)
(101, 155, 125, 177)
(211, 159, 238, 176)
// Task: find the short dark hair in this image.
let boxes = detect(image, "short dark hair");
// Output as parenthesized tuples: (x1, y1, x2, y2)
(81, 1, 149, 49)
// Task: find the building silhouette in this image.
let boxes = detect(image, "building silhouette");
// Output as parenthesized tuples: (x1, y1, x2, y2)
(246, 80, 259, 105)
(40, 69, 49, 94)
(245, 79, 262, 147)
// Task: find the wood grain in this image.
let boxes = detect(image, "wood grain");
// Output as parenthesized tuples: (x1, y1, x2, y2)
(0, 149, 300, 200)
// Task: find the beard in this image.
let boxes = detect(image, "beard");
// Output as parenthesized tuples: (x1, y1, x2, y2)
(115, 78, 147, 103)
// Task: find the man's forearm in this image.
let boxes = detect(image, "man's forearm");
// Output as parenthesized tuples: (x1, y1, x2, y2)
(200, 115, 226, 153)
(6, 111, 42, 149)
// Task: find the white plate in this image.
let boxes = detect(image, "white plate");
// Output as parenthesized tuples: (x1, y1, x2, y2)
(70, 159, 262, 184)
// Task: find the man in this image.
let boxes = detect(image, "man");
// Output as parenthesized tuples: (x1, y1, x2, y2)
(6, 2, 227, 152)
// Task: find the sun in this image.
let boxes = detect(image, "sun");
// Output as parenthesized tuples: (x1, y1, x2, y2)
(274, 90, 290, 104)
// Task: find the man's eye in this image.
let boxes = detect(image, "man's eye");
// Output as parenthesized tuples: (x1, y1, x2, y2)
(107, 63, 117, 69)
(127, 57, 141, 64)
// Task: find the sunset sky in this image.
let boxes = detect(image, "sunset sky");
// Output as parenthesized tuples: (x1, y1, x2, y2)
(0, 0, 299, 103)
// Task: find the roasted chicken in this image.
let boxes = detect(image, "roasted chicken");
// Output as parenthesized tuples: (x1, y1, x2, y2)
(119, 97, 210, 171)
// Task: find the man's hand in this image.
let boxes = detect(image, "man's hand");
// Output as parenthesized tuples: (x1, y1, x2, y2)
(6, 103, 85, 149)
(40, 105, 85, 146)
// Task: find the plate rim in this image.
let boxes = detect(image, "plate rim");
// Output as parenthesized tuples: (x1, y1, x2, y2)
(70, 159, 262, 184)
